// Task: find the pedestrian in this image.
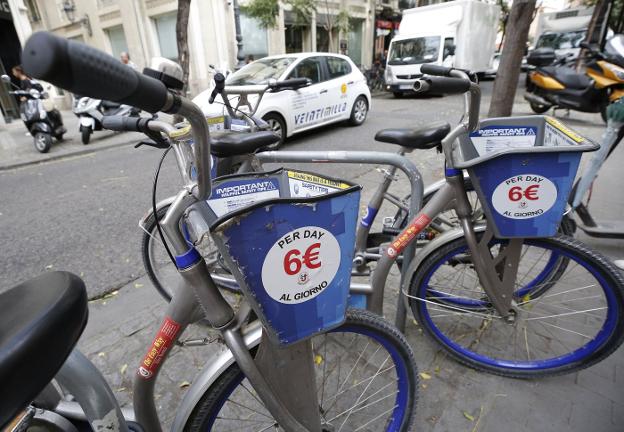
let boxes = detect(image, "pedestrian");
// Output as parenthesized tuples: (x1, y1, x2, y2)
(11, 65, 43, 99)
(120, 52, 138, 70)
(245, 54, 255, 64)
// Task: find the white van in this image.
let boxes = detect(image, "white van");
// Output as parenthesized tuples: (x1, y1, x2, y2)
(385, 0, 500, 97)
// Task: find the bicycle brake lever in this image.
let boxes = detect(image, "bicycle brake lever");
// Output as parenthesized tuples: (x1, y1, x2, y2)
(134, 130, 170, 149)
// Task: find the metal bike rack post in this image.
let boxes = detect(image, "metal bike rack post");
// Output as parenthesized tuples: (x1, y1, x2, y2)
(255, 150, 424, 331)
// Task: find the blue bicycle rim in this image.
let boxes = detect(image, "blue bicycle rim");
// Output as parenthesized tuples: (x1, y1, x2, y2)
(426, 242, 560, 308)
(204, 325, 411, 430)
(419, 240, 619, 371)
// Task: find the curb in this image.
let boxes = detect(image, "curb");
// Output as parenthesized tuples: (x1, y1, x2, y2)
(0, 138, 133, 172)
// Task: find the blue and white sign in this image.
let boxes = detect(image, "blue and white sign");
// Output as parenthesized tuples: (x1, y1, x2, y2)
(470, 126, 537, 156)
(208, 178, 280, 217)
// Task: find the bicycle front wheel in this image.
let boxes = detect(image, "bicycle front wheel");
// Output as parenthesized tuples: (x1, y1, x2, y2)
(184, 309, 418, 431)
(409, 234, 624, 378)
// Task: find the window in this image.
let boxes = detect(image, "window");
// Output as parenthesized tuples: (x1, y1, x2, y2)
(326, 57, 351, 79)
(153, 13, 178, 60)
(25, 0, 41, 22)
(285, 25, 303, 53)
(105, 26, 128, 58)
(347, 19, 364, 66)
(443, 37, 455, 60)
(289, 57, 323, 84)
(226, 57, 295, 85)
(388, 36, 441, 65)
(240, 12, 268, 59)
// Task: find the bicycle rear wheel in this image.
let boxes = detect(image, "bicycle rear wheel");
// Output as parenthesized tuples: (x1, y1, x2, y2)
(408, 234, 624, 378)
(184, 309, 418, 431)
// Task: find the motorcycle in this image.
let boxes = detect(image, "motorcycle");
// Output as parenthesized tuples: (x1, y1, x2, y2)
(524, 35, 624, 121)
(1, 74, 66, 153)
(72, 96, 140, 144)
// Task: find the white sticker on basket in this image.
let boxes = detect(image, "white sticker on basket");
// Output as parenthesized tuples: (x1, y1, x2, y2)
(543, 121, 581, 147)
(208, 178, 280, 217)
(491, 174, 557, 219)
(261, 226, 341, 304)
(289, 179, 340, 198)
(470, 126, 537, 156)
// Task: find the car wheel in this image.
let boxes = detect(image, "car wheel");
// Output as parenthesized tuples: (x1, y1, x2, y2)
(261, 113, 286, 149)
(393, 92, 403, 98)
(349, 96, 368, 126)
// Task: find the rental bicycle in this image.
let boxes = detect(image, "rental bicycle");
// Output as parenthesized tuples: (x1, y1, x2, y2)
(0, 32, 419, 432)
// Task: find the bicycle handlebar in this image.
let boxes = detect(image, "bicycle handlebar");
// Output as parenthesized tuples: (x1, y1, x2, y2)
(413, 76, 471, 95)
(101, 115, 151, 132)
(22, 32, 170, 114)
(23, 31, 212, 200)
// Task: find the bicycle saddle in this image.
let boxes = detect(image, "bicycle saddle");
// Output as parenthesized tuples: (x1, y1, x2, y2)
(374, 122, 451, 150)
(0, 271, 88, 428)
(210, 130, 280, 157)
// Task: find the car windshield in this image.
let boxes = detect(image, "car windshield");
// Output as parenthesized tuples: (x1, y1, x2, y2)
(226, 57, 295, 85)
(535, 30, 586, 50)
(388, 36, 440, 65)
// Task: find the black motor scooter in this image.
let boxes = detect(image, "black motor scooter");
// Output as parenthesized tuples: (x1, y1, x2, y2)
(1, 74, 65, 153)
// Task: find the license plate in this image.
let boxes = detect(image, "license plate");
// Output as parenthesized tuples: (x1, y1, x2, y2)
(399, 84, 413, 90)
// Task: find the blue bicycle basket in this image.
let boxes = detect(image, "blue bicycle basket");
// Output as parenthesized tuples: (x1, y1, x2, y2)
(209, 169, 361, 346)
(455, 116, 598, 238)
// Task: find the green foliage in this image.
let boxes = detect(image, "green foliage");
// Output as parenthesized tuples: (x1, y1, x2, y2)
(288, 0, 316, 27)
(336, 9, 351, 34)
(240, 0, 280, 29)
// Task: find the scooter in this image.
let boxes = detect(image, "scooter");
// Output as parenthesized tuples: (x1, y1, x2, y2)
(1, 74, 66, 153)
(72, 95, 140, 144)
(524, 36, 624, 121)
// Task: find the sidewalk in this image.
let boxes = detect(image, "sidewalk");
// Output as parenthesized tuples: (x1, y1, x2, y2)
(0, 110, 143, 171)
(79, 104, 623, 431)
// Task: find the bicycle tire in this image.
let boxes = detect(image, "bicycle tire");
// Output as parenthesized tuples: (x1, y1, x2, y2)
(408, 234, 624, 378)
(184, 309, 418, 431)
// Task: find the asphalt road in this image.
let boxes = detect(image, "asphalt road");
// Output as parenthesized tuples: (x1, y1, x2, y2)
(2, 79, 622, 298)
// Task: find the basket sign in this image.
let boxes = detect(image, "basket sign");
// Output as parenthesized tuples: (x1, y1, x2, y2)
(470, 126, 537, 156)
(262, 226, 340, 304)
(491, 174, 557, 219)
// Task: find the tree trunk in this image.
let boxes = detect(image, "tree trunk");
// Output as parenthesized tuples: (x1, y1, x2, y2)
(488, 0, 536, 118)
(176, 0, 192, 96)
(576, 0, 610, 70)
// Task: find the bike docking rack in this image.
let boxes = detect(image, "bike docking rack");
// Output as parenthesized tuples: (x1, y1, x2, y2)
(456, 115, 599, 238)
(252, 150, 425, 331)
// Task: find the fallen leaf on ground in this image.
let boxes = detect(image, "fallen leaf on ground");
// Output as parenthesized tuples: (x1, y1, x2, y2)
(134, 283, 144, 288)
(45, 265, 53, 269)
(434, 366, 441, 374)
(419, 372, 431, 380)
(179, 381, 191, 388)
(120, 364, 128, 374)
(314, 354, 323, 365)
(98, 352, 106, 357)
(463, 411, 475, 422)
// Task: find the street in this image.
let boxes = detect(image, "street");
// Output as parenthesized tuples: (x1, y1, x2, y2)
(1, 80, 624, 431)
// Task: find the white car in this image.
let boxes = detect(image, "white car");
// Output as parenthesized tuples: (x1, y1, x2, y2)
(194, 53, 371, 148)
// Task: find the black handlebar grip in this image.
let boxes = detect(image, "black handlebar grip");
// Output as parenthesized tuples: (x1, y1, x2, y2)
(420, 64, 453, 77)
(209, 73, 226, 104)
(414, 76, 471, 95)
(101, 115, 150, 132)
(22, 32, 169, 114)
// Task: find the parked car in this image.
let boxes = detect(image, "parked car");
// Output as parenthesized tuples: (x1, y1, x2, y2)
(195, 53, 371, 147)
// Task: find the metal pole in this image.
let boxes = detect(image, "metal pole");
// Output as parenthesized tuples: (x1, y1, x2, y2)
(232, 0, 246, 70)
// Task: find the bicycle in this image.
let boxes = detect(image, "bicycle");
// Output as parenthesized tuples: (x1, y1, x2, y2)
(145, 62, 624, 378)
(0, 32, 420, 432)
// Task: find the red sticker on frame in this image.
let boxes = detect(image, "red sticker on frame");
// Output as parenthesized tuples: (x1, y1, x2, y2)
(386, 214, 432, 258)
(137, 317, 181, 379)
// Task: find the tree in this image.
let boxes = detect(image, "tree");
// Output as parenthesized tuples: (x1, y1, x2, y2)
(176, 0, 192, 96)
(242, 0, 315, 29)
(488, 0, 537, 118)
